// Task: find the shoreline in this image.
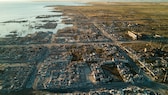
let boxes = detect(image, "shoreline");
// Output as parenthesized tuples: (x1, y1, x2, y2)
(0, 9, 72, 38)
(0, 2, 168, 95)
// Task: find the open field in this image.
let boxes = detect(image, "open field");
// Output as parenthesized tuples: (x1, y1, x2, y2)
(57, 2, 168, 37)
(0, 2, 168, 94)
(56, 2, 168, 87)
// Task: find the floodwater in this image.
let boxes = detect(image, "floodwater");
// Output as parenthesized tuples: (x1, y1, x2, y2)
(0, 2, 85, 37)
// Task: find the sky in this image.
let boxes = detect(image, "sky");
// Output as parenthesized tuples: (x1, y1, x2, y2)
(0, 0, 167, 2)
(0, 0, 29, 2)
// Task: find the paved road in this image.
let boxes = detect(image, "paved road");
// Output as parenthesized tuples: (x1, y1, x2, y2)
(0, 42, 114, 48)
(0, 9, 167, 94)
(78, 11, 168, 93)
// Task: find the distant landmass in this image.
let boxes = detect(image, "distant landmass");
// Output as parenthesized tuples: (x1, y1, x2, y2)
(34, 0, 168, 2)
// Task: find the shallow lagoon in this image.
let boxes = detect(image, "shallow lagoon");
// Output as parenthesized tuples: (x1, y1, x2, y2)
(0, 2, 85, 38)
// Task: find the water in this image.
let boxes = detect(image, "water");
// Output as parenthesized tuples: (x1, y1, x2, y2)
(0, 2, 85, 22)
(0, 1, 85, 37)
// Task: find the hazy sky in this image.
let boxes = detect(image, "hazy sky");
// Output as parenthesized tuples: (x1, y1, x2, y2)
(0, 0, 29, 2)
(0, 0, 167, 2)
